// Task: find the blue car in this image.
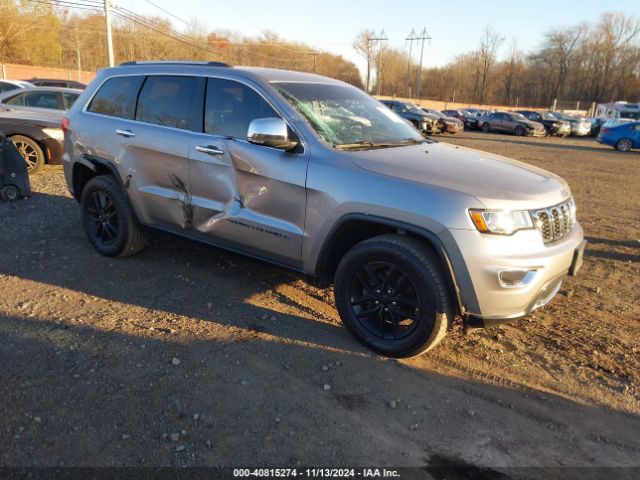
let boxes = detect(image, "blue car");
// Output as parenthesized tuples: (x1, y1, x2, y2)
(597, 121, 640, 152)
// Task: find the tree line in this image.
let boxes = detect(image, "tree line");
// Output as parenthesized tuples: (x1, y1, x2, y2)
(0, 0, 363, 88)
(1, 2, 638, 109)
(357, 12, 640, 108)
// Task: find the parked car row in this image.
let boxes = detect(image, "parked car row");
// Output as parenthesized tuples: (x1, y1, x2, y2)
(0, 78, 83, 173)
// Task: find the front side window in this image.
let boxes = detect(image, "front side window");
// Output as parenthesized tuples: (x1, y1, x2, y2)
(274, 82, 424, 148)
(88, 76, 144, 119)
(204, 78, 278, 138)
(136, 75, 197, 130)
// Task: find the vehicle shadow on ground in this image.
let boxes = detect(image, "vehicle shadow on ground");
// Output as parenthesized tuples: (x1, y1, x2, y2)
(1, 311, 639, 469)
(446, 134, 617, 154)
(585, 236, 640, 250)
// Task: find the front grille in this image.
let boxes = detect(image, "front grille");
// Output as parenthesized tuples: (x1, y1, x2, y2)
(531, 198, 576, 244)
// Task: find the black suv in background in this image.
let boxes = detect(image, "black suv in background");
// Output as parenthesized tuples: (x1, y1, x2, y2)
(379, 100, 441, 135)
(25, 78, 86, 89)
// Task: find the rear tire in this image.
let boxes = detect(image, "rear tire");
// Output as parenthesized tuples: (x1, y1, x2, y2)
(334, 234, 454, 358)
(481, 122, 490, 133)
(615, 138, 633, 152)
(80, 175, 146, 257)
(10, 135, 45, 174)
(1, 185, 19, 202)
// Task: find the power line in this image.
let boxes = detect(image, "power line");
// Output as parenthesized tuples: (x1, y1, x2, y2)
(140, 0, 190, 26)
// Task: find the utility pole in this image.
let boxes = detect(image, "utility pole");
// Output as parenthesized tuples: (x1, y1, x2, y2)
(308, 52, 320, 74)
(405, 29, 415, 98)
(414, 28, 431, 100)
(75, 16, 82, 81)
(104, 0, 115, 67)
(371, 29, 388, 96)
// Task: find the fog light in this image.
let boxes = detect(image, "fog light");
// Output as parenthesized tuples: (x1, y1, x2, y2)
(499, 269, 537, 288)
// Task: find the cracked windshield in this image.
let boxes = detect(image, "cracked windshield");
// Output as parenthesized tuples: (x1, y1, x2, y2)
(275, 82, 425, 148)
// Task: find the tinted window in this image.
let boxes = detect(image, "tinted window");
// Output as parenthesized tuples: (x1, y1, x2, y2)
(88, 76, 144, 119)
(0, 82, 19, 95)
(205, 78, 278, 138)
(136, 76, 197, 130)
(22, 91, 60, 109)
(4, 92, 25, 106)
(62, 92, 79, 109)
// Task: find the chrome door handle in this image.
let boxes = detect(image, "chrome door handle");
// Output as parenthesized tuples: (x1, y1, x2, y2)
(195, 145, 224, 156)
(116, 129, 135, 138)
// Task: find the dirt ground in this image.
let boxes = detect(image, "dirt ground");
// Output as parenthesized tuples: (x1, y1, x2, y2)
(0, 131, 638, 476)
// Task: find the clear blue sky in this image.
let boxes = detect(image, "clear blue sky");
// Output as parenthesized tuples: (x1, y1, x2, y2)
(119, 0, 639, 70)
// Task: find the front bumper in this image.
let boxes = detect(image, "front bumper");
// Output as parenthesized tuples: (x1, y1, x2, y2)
(441, 224, 584, 321)
(553, 126, 571, 136)
(572, 126, 591, 136)
(527, 129, 547, 137)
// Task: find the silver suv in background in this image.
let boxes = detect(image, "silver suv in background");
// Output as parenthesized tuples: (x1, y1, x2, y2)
(62, 62, 586, 357)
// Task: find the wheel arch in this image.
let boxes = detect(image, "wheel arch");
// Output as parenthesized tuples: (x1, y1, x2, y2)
(71, 155, 123, 201)
(7, 133, 49, 163)
(313, 214, 469, 316)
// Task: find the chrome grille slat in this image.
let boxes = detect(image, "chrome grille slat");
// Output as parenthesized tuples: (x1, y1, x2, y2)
(532, 198, 576, 245)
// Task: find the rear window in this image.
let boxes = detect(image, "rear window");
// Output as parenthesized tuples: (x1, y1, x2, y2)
(135, 75, 197, 130)
(88, 76, 144, 119)
(0, 82, 20, 95)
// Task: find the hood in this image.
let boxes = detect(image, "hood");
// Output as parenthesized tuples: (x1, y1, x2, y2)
(443, 116, 463, 125)
(349, 142, 569, 209)
(521, 120, 545, 130)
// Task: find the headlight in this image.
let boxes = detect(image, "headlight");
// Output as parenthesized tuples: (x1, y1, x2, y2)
(469, 209, 534, 235)
(42, 127, 64, 142)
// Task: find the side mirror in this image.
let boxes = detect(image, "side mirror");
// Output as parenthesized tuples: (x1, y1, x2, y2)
(247, 117, 298, 150)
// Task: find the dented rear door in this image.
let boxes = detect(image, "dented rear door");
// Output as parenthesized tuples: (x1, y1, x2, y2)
(119, 75, 200, 229)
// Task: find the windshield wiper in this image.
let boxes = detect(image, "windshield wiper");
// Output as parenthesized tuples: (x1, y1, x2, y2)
(334, 138, 430, 150)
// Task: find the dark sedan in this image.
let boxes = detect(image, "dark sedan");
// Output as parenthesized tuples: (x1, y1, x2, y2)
(421, 108, 464, 134)
(516, 110, 571, 137)
(0, 111, 64, 174)
(380, 100, 441, 135)
(442, 109, 480, 130)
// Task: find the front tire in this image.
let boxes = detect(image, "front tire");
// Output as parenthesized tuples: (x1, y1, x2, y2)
(334, 234, 453, 358)
(515, 126, 525, 136)
(615, 138, 633, 152)
(80, 175, 146, 257)
(481, 122, 490, 133)
(10, 135, 45, 174)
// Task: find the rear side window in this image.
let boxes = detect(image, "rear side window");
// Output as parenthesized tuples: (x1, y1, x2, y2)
(136, 76, 197, 130)
(204, 78, 278, 138)
(4, 92, 25, 106)
(88, 76, 144, 119)
(23, 91, 60, 109)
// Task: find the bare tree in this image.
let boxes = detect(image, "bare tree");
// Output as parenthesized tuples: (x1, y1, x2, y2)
(353, 29, 376, 92)
(476, 25, 504, 103)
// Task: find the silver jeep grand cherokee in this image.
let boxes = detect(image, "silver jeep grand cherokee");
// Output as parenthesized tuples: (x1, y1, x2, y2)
(62, 61, 586, 358)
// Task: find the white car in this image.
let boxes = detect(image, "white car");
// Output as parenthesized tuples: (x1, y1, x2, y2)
(0, 79, 34, 95)
(0, 87, 82, 115)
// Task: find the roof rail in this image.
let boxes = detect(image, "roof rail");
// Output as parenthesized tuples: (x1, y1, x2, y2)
(119, 61, 232, 68)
